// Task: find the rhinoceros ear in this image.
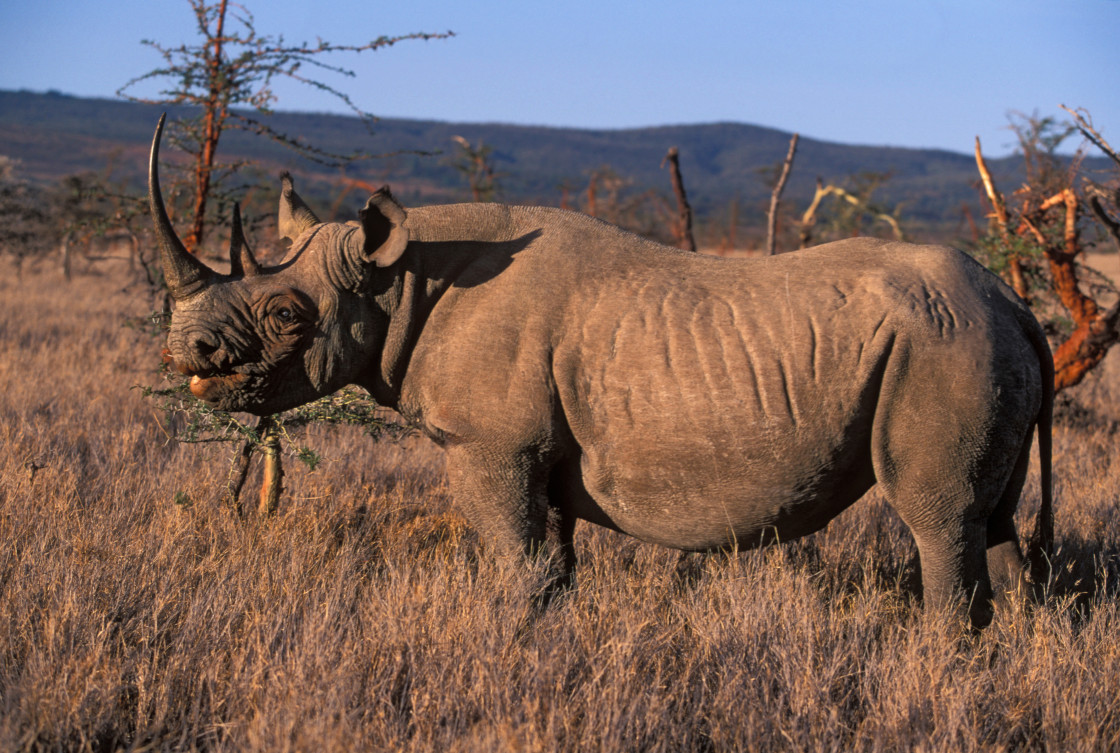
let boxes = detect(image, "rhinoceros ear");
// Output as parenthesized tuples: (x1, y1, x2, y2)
(277, 172, 321, 244)
(358, 186, 409, 268)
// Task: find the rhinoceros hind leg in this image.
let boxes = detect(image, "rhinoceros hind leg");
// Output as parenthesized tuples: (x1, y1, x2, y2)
(986, 435, 1034, 603)
(909, 518, 994, 628)
(874, 366, 1034, 628)
(875, 428, 1012, 628)
(545, 504, 578, 589)
(534, 506, 578, 608)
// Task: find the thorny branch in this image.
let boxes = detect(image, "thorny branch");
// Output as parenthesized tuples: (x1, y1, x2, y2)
(142, 375, 408, 514)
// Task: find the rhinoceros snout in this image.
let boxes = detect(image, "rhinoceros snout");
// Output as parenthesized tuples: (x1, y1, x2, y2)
(167, 329, 234, 377)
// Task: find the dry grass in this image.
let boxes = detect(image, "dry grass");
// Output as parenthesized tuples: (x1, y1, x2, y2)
(2, 259, 1120, 752)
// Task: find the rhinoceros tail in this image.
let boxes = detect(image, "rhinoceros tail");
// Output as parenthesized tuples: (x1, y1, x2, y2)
(1026, 314, 1055, 585)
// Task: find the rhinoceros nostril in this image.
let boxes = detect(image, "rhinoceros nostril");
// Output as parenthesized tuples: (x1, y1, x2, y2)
(194, 338, 219, 358)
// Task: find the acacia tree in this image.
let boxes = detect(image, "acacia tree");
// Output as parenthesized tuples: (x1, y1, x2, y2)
(118, 0, 451, 252)
(0, 159, 51, 277)
(0, 160, 147, 282)
(974, 108, 1120, 392)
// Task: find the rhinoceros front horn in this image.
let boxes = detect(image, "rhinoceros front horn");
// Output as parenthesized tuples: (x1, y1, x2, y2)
(148, 113, 214, 300)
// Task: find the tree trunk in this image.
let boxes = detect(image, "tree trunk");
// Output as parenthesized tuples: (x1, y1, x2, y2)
(61, 233, 73, 282)
(184, 0, 229, 254)
(222, 437, 255, 517)
(1053, 302, 1120, 390)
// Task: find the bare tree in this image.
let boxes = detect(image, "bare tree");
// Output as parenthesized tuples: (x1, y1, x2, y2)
(118, 0, 452, 252)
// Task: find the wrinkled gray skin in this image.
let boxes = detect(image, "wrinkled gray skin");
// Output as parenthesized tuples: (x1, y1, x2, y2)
(151, 118, 1053, 627)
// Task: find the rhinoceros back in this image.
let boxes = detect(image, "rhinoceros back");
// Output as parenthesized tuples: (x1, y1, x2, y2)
(398, 206, 1043, 551)
(543, 231, 1040, 549)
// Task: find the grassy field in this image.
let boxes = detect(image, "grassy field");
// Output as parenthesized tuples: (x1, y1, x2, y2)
(2, 258, 1120, 752)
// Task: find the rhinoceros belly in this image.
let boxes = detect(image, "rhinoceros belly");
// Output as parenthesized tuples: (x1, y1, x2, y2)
(573, 396, 878, 550)
(556, 282, 888, 550)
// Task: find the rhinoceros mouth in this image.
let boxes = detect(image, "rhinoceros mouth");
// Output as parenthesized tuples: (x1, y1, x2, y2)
(188, 372, 250, 402)
(163, 348, 254, 404)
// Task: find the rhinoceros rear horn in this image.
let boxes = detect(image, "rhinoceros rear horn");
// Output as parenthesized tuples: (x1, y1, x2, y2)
(228, 203, 261, 277)
(149, 114, 215, 300)
(358, 186, 409, 268)
(277, 172, 321, 244)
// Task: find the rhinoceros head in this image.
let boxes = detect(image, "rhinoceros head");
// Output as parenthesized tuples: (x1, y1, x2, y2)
(149, 115, 408, 415)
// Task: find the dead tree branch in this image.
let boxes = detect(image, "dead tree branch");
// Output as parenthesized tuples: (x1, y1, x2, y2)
(798, 179, 904, 250)
(661, 147, 696, 252)
(974, 138, 1011, 238)
(1061, 104, 1120, 167)
(1090, 195, 1120, 251)
(799, 179, 826, 249)
(767, 133, 799, 255)
(975, 138, 1029, 299)
(1061, 104, 1120, 252)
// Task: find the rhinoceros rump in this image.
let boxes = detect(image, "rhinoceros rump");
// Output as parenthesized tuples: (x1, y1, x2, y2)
(150, 116, 1053, 627)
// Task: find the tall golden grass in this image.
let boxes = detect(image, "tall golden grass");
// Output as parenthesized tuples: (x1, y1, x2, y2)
(2, 259, 1119, 752)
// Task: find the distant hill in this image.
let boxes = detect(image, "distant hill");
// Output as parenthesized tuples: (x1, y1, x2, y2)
(0, 89, 1056, 244)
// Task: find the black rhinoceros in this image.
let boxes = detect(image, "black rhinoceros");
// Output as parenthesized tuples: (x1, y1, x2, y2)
(150, 116, 1052, 626)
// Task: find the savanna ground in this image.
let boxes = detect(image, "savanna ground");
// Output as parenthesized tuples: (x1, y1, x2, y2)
(2, 252, 1120, 752)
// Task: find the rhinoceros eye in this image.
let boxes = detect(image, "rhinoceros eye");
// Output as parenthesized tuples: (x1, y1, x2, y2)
(257, 288, 316, 332)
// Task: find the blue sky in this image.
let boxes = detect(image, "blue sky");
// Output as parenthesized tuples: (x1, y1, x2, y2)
(2, 0, 1117, 156)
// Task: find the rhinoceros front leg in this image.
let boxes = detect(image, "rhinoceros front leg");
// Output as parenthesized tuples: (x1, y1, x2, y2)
(444, 445, 574, 582)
